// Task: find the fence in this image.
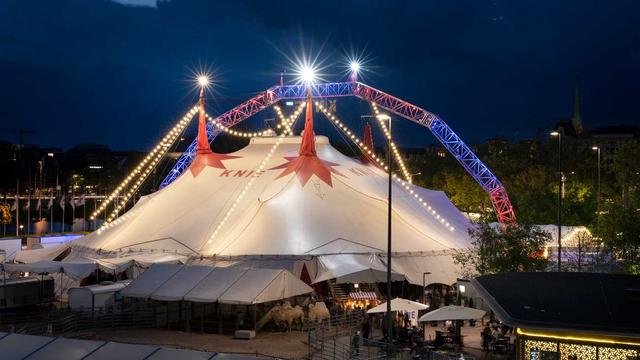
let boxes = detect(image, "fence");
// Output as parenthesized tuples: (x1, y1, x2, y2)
(0, 305, 155, 336)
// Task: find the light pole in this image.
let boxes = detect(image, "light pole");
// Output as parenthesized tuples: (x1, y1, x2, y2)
(377, 113, 392, 348)
(422, 271, 431, 305)
(592, 146, 601, 218)
(550, 130, 562, 271)
(409, 172, 422, 184)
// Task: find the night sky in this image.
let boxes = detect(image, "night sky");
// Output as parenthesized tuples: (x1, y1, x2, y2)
(1, 0, 639, 151)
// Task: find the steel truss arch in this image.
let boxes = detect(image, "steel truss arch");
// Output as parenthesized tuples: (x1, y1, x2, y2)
(161, 81, 515, 223)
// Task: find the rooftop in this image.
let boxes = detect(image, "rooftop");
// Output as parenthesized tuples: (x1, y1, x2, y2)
(472, 272, 640, 337)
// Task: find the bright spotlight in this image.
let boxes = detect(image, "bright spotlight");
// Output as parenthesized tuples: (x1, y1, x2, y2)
(299, 65, 316, 84)
(197, 75, 210, 87)
(350, 61, 361, 73)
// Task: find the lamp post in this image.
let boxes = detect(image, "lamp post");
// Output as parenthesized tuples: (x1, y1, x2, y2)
(592, 146, 601, 218)
(377, 113, 392, 349)
(550, 130, 562, 271)
(409, 172, 422, 184)
(422, 271, 431, 305)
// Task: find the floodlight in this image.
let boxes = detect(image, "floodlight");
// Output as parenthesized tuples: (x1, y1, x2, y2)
(299, 65, 316, 84)
(350, 61, 361, 73)
(197, 75, 210, 87)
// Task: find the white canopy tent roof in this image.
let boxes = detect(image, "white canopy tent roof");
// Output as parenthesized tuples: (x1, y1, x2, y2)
(0, 332, 265, 360)
(313, 254, 405, 284)
(72, 136, 473, 260)
(418, 305, 486, 322)
(27, 337, 105, 360)
(14, 244, 69, 263)
(0, 333, 56, 360)
(367, 298, 428, 313)
(121, 264, 313, 304)
(68, 103, 476, 285)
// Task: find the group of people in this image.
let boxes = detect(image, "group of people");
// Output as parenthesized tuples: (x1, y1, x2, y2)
(481, 321, 513, 352)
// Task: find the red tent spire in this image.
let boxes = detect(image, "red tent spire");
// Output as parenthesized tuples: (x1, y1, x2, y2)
(188, 88, 239, 176)
(361, 123, 374, 164)
(270, 95, 344, 187)
(299, 95, 316, 157)
(196, 87, 212, 155)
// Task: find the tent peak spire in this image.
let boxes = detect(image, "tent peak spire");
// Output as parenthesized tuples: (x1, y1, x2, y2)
(299, 95, 316, 157)
(196, 87, 212, 155)
(188, 89, 240, 176)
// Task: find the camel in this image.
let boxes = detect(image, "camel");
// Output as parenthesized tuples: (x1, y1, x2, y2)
(265, 301, 305, 332)
(307, 302, 331, 326)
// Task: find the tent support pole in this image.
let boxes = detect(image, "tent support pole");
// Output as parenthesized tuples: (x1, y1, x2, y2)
(201, 303, 205, 334)
(2, 266, 6, 309)
(217, 302, 222, 335)
(253, 304, 257, 332)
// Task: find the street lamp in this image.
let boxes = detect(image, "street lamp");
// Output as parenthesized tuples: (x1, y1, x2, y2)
(409, 172, 422, 184)
(592, 146, 601, 218)
(422, 271, 431, 305)
(550, 130, 562, 271)
(376, 112, 392, 347)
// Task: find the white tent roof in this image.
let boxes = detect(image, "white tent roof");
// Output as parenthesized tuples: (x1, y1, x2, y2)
(184, 267, 247, 303)
(0, 333, 240, 360)
(313, 254, 405, 284)
(120, 263, 183, 299)
(146, 348, 215, 360)
(367, 298, 428, 313)
(14, 244, 69, 263)
(217, 268, 311, 305)
(83, 342, 157, 360)
(123, 264, 313, 304)
(73, 136, 473, 258)
(0, 333, 55, 360)
(152, 265, 215, 301)
(418, 305, 486, 322)
(26, 337, 105, 360)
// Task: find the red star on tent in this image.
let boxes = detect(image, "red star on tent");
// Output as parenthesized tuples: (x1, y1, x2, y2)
(270, 95, 344, 187)
(189, 152, 240, 177)
(188, 88, 240, 177)
(271, 155, 343, 187)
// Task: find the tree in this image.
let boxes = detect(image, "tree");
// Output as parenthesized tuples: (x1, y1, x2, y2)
(594, 200, 640, 273)
(453, 223, 550, 277)
(440, 170, 490, 215)
(561, 229, 610, 272)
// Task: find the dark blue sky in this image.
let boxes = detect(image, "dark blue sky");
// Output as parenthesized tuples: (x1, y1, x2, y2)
(1, 0, 639, 150)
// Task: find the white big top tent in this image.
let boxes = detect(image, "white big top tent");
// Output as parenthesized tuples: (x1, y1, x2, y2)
(58, 96, 475, 286)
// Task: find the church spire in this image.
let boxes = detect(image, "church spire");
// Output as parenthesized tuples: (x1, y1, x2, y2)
(572, 80, 584, 136)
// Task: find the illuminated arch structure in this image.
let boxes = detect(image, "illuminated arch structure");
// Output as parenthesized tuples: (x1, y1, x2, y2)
(160, 81, 516, 223)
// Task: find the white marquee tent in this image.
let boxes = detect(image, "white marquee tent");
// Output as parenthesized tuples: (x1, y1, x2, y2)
(0, 332, 266, 360)
(418, 305, 486, 322)
(30, 98, 476, 286)
(121, 263, 313, 305)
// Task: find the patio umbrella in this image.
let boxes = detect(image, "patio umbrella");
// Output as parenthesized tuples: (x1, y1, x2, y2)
(367, 298, 428, 313)
(418, 305, 485, 322)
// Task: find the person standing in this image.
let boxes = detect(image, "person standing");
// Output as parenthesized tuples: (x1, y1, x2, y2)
(351, 330, 361, 357)
(482, 325, 491, 351)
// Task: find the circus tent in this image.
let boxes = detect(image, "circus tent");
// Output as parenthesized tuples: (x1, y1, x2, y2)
(55, 95, 474, 285)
